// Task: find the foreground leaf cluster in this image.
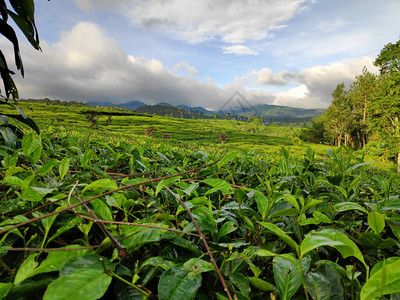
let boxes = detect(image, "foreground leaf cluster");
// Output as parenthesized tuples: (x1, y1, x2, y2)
(0, 132, 400, 299)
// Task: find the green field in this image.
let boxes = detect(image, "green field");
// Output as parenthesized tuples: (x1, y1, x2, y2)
(5, 101, 357, 159)
(1, 101, 400, 299)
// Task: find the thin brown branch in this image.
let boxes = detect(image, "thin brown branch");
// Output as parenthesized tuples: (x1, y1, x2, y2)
(70, 193, 127, 258)
(0, 150, 227, 235)
(165, 186, 233, 300)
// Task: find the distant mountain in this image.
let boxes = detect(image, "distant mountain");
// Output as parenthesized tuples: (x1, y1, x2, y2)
(85, 99, 324, 120)
(177, 105, 213, 115)
(238, 104, 325, 118)
(156, 102, 174, 107)
(86, 100, 146, 110)
(136, 104, 180, 116)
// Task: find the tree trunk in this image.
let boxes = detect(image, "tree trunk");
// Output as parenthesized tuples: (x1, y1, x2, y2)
(398, 152, 400, 174)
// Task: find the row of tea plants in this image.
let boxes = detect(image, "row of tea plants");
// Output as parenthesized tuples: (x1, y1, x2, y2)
(0, 132, 400, 299)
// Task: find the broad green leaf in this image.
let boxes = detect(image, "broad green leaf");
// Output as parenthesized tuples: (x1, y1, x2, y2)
(122, 225, 168, 251)
(158, 265, 202, 300)
(60, 255, 114, 276)
(91, 199, 113, 221)
(80, 149, 94, 167)
(217, 151, 239, 169)
(333, 202, 368, 214)
(305, 272, 330, 300)
(59, 156, 70, 180)
(141, 256, 175, 271)
(39, 159, 59, 175)
(259, 222, 299, 254)
(217, 221, 237, 241)
(283, 193, 300, 213)
(253, 190, 269, 219)
(229, 273, 250, 296)
(203, 178, 233, 195)
(14, 253, 39, 284)
(273, 256, 302, 300)
(370, 257, 400, 276)
(82, 179, 118, 193)
(368, 211, 385, 234)
(155, 176, 180, 196)
(182, 258, 215, 274)
(248, 277, 275, 292)
(43, 269, 112, 300)
(0, 282, 12, 299)
(19, 187, 53, 202)
(21, 134, 42, 164)
(3, 175, 23, 187)
(105, 193, 126, 209)
(361, 259, 400, 300)
(24, 246, 91, 281)
(300, 229, 366, 268)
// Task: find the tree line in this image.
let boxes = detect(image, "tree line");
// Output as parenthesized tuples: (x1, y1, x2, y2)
(300, 38, 400, 172)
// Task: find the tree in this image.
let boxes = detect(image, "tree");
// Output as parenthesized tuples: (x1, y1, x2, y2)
(0, 0, 43, 144)
(324, 83, 352, 146)
(178, 108, 185, 118)
(347, 67, 378, 148)
(369, 38, 400, 172)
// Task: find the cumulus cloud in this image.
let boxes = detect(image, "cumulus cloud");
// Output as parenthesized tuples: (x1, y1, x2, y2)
(1, 20, 381, 111)
(173, 61, 200, 76)
(252, 68, 296, 85)
(1, 22, 235, 109)
(222, 45, 259, 55)
(260, 56, 380, 108)
(76, 0, 314, 44)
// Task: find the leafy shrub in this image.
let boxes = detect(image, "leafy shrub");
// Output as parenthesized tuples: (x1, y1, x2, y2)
(0, 133, 399, 299)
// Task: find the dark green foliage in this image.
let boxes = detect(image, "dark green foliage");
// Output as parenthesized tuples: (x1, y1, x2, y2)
(0, 131, 399, 299)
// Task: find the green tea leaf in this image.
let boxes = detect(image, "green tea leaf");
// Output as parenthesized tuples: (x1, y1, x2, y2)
(361, 259, 400, 300)
(259, 222, 299, 254)
(305, 272, 330, 300)
(273, 256, 302, 300)
(368, 211, 385, 234)
(14, 253, 39, 284)
(300, 229, 366, 268)
(59, 156, 70, 180)
(60, 255, 114, 276)
(158, 265, 202, 300)
(43, 269, 111, 300)
(203, 178, 233, 196)
(39, 159, 59, 175)
(82, 179, 118, 193)
(0, 282, 12, 299)
(248, 277, 275, 292)
(333, 202, 367, 214)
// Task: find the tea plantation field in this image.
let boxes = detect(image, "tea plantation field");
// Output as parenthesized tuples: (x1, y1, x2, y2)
(1, 101, 399, 299)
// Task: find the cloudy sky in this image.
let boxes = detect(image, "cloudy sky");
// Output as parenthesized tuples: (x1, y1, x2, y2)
(3, 0, 400, 109)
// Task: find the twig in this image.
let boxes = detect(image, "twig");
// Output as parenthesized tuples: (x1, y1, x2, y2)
(0, 150, 227, 235)
(165, 186, 233, 300)
(69, 192, 127, 258)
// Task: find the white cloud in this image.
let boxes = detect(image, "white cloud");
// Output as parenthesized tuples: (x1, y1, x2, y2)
(252, 68, 296, 85)
(173, 61, 200, 76)
(222, 45, 259, 56)
(266, 56, 379, 108)
(1, 22, 232, 109)
(87, 0, 314, 44)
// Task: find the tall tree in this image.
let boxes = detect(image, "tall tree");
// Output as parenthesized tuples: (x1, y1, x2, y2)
(369, 38, 400, 172)
(347, 67, 378, 148)
(324, 82, 352, 146)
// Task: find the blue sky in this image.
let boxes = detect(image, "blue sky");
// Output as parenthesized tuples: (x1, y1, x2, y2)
(4, 0, 400, 109)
